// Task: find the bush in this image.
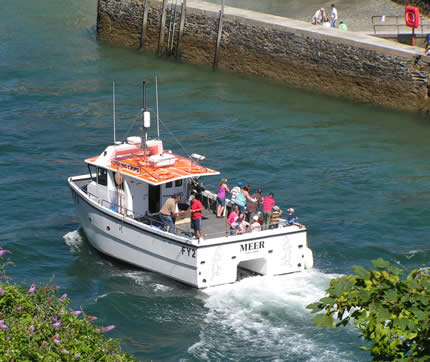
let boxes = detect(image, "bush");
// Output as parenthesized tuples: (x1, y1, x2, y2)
(307, 258, 430, 361)
(0, 250, 134, 360)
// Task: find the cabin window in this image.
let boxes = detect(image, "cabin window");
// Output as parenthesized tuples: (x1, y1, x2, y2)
(166, 182, 173, 188)
(175, 179, 182, 187)
(97, 168, 108, 186)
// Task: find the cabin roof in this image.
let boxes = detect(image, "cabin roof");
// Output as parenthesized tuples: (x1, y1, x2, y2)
(85, 146, 219, 185)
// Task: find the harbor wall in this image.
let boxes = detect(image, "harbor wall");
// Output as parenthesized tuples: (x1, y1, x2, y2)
(97, 0, 430, 112)
(391, 0, 430, 17)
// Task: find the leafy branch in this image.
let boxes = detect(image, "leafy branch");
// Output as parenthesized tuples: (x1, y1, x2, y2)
(307, 258, 430, 361)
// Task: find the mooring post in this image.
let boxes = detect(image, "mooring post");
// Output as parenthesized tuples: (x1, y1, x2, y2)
(140, 0, 149, 50)
(176, 0, 187, 60)
(96, 0, 101, 38)
(169, 0, 179, 54)
(213, 0, 224, 70)
(158, 0, 168, 56)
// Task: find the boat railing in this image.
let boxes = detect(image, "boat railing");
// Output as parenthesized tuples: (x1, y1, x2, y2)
(86, 191, 192, 238)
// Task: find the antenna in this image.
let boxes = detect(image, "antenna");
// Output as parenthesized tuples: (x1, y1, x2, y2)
(113, 81, 116, 143)
(142, 80, 146, 110)
(156, 76, 160, 138)
(141, 81, 151, 148)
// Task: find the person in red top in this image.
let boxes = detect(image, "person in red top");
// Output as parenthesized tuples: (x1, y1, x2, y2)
(189, 195, 204, 239)
(262, 192, 276, 230)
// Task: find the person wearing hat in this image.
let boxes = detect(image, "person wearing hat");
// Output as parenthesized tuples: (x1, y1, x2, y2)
(189, 195, 204, 239)
(287, 208, 304, 228)
(216, 178, 230, 218)
(270, 205, 283, 229)
(230, 182, 243, 205)
(250, 215, 262, 232)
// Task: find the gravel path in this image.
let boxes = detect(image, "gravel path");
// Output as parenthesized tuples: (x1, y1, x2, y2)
(211, 0, 406, 32)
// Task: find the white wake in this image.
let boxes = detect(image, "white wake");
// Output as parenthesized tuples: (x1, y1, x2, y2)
(189, 270, 363, 361)
(63, 229, 84, 252)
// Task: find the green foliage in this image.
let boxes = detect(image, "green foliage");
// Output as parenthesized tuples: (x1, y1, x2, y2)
(307, 259, 430, 361)
(0, 252, 135, 361)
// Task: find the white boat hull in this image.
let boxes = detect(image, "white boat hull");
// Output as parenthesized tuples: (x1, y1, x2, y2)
(69, 176, 313, 288)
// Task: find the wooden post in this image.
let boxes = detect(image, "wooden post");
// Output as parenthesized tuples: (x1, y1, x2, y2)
(412, 27, 416, 46)
(169, 0, 178, 54)
(158, 0, 168, 56)
(140, 0, 149, 50)
(176, 0, 186, 60)
(96, 0, 101, 38)
(213, 0, 224, 70)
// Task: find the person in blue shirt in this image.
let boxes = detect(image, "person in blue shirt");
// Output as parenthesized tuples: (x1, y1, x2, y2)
(287, 208, 304, 228)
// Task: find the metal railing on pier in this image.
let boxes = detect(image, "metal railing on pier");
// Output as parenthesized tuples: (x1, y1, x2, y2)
(372, 15, 430, 36)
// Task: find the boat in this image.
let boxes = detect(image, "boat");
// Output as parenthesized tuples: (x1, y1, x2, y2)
(68, 82, 313, 288)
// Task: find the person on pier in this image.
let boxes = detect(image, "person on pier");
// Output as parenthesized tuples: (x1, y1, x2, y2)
(330, 4, 338, 28)
(312, 8, 327, 25)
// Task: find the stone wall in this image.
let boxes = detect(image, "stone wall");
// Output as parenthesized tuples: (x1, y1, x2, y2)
(97, 0, 430, 112)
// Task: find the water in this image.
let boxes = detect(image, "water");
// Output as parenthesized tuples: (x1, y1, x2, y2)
(2, 0, 430, 360)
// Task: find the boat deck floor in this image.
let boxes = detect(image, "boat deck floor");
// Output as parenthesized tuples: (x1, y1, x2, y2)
(176, 207, 230, 240)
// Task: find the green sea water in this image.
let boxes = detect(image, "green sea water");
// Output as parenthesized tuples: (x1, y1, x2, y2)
(1, 0, 429, 360)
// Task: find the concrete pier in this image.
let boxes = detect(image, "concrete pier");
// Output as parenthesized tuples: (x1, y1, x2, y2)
(97, 0, 430, 112)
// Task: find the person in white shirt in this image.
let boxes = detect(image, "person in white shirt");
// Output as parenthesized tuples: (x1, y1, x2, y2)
(330, 4, 338, 28)
(250, 215, 262, 232)
(230, 181, 242, 204)
(312, 8, 327, 25)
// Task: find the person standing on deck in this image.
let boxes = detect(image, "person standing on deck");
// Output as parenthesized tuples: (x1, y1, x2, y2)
(160, 194, 182, 234)
(234, 185, 255, 218)
(216, 178, 230, 218)
(262, 193, 276, 230)
(230, 182, 242, 205)
(270, 205, 283, 229)
(330, 4, 338, 28)
(247, 187, 263, 222)
(189, 195, 204, 239)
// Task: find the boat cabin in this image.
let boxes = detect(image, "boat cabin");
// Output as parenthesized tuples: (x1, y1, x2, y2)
(84, 137, 219, 222)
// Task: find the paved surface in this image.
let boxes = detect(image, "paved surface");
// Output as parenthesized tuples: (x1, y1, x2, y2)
(192, 0, 426, 57)
(210, 0, 406, 32)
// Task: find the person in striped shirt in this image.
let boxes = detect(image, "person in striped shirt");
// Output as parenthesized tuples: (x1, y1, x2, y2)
(270, 205, 283, 229)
